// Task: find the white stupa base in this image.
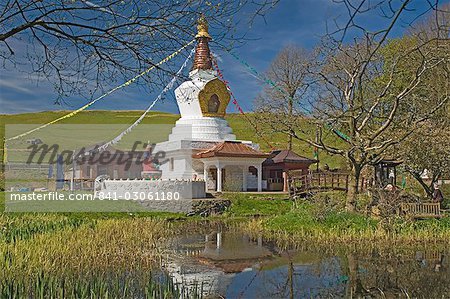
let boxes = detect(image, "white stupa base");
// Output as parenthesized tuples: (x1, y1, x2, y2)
(168, 117, 236, 142)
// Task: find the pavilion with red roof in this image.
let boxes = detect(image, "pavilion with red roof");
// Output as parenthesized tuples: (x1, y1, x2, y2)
(193, 141, 270, 192)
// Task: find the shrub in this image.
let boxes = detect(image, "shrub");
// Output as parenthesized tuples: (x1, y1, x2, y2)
(355, 193, 372, 213)
(223, 193, 292, 217)
(309, 191, 346, 209)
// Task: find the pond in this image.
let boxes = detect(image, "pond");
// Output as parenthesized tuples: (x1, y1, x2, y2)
(165, 227, 450, 298)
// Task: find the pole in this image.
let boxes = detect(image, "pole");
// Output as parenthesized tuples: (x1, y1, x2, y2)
(315, 124, 320, 171)
(70, 150, 75, 191)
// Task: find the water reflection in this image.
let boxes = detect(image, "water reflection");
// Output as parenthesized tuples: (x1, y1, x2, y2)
(165, 230, 450, 298)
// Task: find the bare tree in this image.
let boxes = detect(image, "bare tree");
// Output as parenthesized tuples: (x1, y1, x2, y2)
(255, 45, 311, 150)
(257, 1, 450, 209)
(0, 0, 279, 104)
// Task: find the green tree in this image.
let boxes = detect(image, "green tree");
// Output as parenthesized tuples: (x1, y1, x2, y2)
(400, 124, 450, 197)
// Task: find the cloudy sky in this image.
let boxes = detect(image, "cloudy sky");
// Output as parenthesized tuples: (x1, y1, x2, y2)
(1, 0, 446, 114)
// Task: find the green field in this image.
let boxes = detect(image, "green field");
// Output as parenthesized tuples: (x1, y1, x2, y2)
(1, 110, 344, 168)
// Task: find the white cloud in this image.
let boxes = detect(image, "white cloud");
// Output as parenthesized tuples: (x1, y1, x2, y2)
(0, 77, 34, 94)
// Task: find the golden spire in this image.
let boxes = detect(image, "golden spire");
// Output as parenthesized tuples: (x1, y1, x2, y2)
(195, 13, 212, 39)
(192, 14, 213, 71)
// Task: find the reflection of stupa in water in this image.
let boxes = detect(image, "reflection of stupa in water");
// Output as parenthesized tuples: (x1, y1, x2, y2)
(198, 232, 272, 273)
(165, 231, 274, 297)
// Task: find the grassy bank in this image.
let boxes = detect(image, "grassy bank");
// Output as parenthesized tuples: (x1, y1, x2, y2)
(220, 192, 450, 246)
(240, 206, 450, 246)
(2, 191, 448, 246)
(1, 190, 449, 242)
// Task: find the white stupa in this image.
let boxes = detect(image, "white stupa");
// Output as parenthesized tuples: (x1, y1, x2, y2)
(96, 16, 268, 209)
(155, 15, 268, 192)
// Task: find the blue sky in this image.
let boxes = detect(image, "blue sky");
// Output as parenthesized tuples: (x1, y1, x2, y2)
(1, 0, 446, 114)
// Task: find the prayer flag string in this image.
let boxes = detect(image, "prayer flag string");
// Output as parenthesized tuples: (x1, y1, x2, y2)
(226, 50, 351, 142)
(211, 54, 274, 150)
(6, 39, 195, 142)
(96, 48, 195, 152)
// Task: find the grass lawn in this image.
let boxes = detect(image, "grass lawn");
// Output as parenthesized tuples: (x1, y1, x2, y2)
(221, 192, 292, 217)
(1, 110, 344, 168)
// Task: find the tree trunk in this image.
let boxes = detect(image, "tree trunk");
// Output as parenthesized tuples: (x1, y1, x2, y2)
(347, 165, 361, 211)
(287, 95, 294, 150)
(407, 168, 442, 198)
(414, 174, 433, 197)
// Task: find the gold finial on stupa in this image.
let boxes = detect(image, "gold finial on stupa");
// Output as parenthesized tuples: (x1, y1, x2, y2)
(192, 14, 213, 70)
(196, 14, 211, 39)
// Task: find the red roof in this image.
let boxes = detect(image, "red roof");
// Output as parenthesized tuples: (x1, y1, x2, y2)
(193, 141, 269, 159)
(264, 150, 317, 165)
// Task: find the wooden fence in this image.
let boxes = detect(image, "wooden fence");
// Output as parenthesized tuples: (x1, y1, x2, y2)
(400, 202, 442, 218)
(288, 171, 375, 197)
(288, 172, 349, 196)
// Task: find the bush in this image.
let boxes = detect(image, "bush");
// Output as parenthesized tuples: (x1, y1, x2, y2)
(321, 210, 377, 231)
(441, 184, 450, 209)
(355, 193, 372, 213)
(309, 191, 346, 208)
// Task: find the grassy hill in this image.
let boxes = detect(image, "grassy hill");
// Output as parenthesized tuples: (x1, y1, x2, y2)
(1, 110, 344, 168)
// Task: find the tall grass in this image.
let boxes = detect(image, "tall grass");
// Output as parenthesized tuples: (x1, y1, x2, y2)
(0, 217, 207, 298)
(0, 271, 204, 299)
(0, 214, 89, 243)
(0, 218, 173, 275)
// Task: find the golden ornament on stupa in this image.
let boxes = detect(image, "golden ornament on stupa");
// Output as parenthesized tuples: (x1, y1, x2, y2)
(190, 13, 230, 117)
(192, 14, 213, 71)
(195, 14, 212, 39)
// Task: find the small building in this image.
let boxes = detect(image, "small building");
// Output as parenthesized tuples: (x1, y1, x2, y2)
(193, 141, 269, 192)
(372, 159, 403, 187)
(64, 144, 147, 184)
(263, 150, 317, 192)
